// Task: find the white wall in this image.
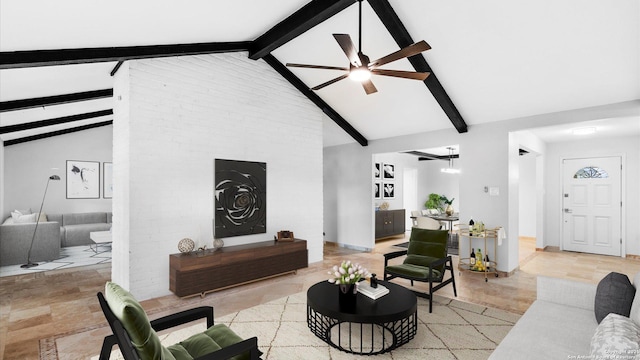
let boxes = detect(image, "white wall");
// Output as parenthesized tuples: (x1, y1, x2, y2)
(544, 135, 640, 256)
(372, 152, 416, 211)
(112, 53, 325, 300)
(417, 156, 460, 214)
(323, 100, 639, 274)
(2, 126, 113, 220)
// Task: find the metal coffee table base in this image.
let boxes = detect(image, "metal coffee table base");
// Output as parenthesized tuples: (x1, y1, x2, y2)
(307, 306, 417, 355)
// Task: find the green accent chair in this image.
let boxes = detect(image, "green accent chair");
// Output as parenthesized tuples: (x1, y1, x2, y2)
(97, 282, 262, 360)
(384, 228, 457, 313)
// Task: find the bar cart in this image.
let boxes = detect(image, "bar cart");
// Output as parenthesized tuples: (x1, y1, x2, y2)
(457, 225, 499, 282)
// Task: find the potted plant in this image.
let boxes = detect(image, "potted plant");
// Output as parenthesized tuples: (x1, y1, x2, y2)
(425, 193, 443, 211)
(441, 196, 455, 216)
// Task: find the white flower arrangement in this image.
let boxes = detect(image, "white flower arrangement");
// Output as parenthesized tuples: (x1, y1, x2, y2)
(327, 260, 370, 285)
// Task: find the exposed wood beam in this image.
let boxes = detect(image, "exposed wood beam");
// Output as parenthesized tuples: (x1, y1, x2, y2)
(249, 0, 356, 60)
(110, 61, 124, 76)
(0, 109, 112, 134)
(0, 42, 252, 69)
(0, 89, 113, 112)
(367, 0, 468, 133)
(3, 120, 112, 146)
(262, 54, 368, 146)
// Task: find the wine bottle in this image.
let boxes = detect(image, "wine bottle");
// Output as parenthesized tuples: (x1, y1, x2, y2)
(470, 248, 475, 269)
(476, 248, 483, 270)
(485, 254, 490, 268)
(469, 217, 475, 235)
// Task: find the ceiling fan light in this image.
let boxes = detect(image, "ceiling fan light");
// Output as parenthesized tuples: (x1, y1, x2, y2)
(349, 68, 371, 82)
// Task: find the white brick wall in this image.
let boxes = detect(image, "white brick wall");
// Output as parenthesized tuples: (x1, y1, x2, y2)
(113, 53, 324, 300)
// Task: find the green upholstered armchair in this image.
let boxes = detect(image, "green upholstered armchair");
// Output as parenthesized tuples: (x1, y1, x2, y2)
(384, 228, 457, 313)
(97, 282, 262, 360)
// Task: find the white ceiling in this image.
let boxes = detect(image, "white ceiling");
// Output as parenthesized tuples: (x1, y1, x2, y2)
(1, 0, 639, 146)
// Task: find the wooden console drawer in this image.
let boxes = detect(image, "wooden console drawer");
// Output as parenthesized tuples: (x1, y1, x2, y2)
(170, 239, 308, 297)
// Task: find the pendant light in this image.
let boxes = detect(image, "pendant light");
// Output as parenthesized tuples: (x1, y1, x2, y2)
(441, 147, 460, 174)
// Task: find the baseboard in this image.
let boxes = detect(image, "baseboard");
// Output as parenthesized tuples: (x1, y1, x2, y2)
(536, 246, 560, 252)
(626, 254, 640, 260)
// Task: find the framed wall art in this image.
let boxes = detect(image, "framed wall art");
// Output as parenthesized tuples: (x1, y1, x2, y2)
(66, 160, 100, 199)
(383, 163, 395, 180)
(103, 162, 113, 199)
(374, 162, 381, 179)
(214, 159, 267, 238)
(383, 182, 395, 199)
(374, 182, 381, 199)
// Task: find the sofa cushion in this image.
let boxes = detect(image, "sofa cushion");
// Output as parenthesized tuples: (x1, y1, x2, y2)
(13, 213, 37, 223)
(590, 313, 640, 359)
(488, 300, 597, 360)
(63, 212, 107, 226)
(629, 272, 640, 327)
(104, 282, 176, 360)
(63, 223, 112, 247)
(595, 272, 635, 324)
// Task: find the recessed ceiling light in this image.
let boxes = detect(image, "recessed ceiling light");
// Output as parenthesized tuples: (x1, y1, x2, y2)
(572, 127, 596, 135)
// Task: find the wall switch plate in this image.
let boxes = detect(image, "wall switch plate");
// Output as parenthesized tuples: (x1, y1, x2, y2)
(489, 187, 499, 196)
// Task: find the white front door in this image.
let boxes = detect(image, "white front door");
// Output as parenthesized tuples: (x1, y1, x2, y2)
(562, 157, 622, 256)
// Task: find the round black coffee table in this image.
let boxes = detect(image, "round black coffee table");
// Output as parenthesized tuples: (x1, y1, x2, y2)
(307, 280, 417, 355)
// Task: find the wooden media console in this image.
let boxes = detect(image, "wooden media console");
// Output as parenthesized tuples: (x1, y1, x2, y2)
(170, 239, 308, 297)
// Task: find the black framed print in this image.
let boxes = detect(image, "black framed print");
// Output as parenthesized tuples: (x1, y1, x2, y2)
(383, 182, 395, 199)
(374, 162, 381, 179)
(66, 160, 100, 199)
(374, 182, 381, 199)
(383, 163, 395, 180)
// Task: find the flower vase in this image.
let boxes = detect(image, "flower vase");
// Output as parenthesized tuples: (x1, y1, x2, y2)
(445, 204, 454, 216)
(338, 283, 358, 312)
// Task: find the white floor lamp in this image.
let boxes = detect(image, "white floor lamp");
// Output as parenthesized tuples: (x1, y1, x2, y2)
(21, 174, 60, 269)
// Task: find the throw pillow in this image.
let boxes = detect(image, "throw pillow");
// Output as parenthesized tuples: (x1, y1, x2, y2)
(629, 272, 640, 327)
(2, 217, 14, 225)
(37, 212, 48, 223)
(13, 213, 37, 223)
(590, 313, 640, 358)
(595, 272, 635, 324)
(104, 282, 176, 360)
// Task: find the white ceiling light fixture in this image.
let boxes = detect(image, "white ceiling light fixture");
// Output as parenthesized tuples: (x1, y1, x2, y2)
(349, 67, 371, 82)
(441, 147, 460, 174)
(571, 127, 596, 135)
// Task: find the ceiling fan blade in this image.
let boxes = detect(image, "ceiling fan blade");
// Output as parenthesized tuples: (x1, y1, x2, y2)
(371, 69, 430, 81)
(311, 74, 350, 91)
(286, 63, 349, 71)
(333, 34, 361, 66)
(368, 40, 431, 68)
(361, 79, 378, 95)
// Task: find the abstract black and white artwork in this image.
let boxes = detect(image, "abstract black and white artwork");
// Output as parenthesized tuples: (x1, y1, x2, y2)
(214, 159, 267, 238)
(374, 162, 381, 179)
(66, 160, 100, 199)
(383, 182, 395, 199)
(374, 182, 381, 199)
(383, 163, 395, 179)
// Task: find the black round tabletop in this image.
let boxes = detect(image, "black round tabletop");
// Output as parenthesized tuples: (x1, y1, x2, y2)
(307, 280, 417, 323)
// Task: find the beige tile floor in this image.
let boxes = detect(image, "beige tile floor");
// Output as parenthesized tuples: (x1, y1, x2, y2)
(2, 234, 640, 359)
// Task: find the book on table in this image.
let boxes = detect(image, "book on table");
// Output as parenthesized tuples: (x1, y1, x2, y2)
(357, 282, 390, 300)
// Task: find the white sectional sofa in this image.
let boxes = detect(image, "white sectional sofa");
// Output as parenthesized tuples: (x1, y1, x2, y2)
(490, 273, 640, 359)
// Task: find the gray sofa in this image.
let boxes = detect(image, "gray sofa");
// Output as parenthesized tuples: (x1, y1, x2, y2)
(490, 273, 640, 359)
(0, 221, 61, 266)
(48, 212, 112, 247)
(0, 211, 111, 266)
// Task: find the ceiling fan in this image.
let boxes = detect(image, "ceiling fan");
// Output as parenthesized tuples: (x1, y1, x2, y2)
(286, 0, 431, 95)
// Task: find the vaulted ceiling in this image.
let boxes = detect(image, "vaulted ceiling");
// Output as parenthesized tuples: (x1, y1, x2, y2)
(1, 0, 639, 147)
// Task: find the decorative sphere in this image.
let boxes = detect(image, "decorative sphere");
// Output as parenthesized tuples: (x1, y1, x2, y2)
(178, 238, 195, 253)
(213, 238, 224, 249)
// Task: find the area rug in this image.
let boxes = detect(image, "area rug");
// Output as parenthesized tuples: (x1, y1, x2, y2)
(42, 292, 520, 360)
